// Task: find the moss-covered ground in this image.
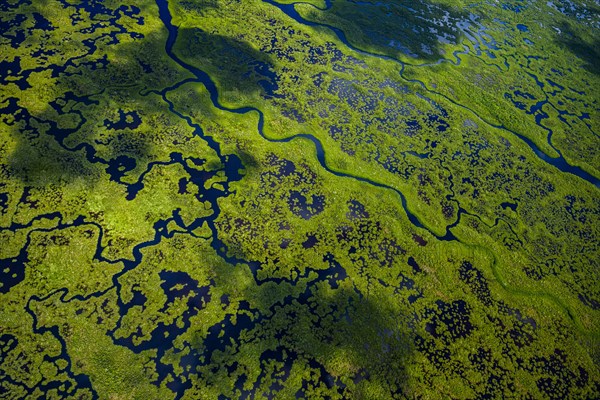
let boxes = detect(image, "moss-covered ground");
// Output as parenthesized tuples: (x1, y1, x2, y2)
(0, 0, 598, 398)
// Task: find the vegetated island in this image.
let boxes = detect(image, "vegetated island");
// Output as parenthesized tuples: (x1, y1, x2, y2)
(0, 0, 598, 398)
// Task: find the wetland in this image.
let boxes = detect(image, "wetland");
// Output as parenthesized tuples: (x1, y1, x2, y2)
(0, 0, 599, 398)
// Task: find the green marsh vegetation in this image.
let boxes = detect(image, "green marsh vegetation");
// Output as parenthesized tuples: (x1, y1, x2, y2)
(0, 0, 599, 398)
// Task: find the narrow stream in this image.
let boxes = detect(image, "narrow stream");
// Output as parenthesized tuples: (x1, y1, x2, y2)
(265, 0, 599, 188)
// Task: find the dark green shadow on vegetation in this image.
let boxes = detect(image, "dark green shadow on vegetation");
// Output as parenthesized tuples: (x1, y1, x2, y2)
(0, 6, 275, 188)
(555, 21, 600, 77)
(298, 0, 469, 62)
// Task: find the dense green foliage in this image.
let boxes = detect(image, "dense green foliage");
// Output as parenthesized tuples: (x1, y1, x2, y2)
(0, 0, 598, 398)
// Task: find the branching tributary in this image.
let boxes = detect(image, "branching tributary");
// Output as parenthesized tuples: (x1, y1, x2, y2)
(151, 0, 593, 336)
(14, 1, 595, 394)
(265, 0, 600, 188)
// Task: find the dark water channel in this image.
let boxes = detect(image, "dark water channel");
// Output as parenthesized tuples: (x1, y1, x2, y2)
(2, 0, 595, 396)
(264, 0, 599, 188)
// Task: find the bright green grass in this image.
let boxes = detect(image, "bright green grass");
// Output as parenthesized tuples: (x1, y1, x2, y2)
(0, 0, 598, 398)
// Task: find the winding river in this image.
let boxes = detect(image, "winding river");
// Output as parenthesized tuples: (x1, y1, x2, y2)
(264, 0, 600, 188)
(153, 0, 589, 334)
(8, 0, 595, 395)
